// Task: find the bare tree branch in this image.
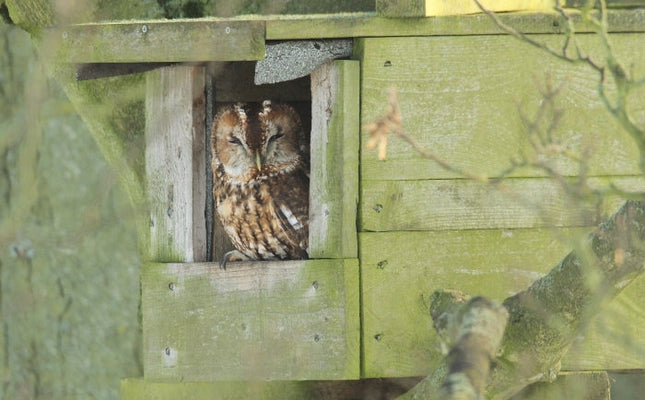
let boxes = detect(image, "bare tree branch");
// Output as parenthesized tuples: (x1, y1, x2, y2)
(430, 293, 508, 400)
(400, 201, 645, 400)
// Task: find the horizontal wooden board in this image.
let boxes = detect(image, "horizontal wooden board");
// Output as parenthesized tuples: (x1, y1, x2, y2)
(121, 376, 420, 399)
(514, 371, 610, 400)
(359, 230, 645, 377)
(121, 378, 311, 400)
(142, 259, 359, 381)
(56, 19, 265, 63)
(357, 34, 645, 181)
(50, 11, 645, 64)
(360, 176, 645, 232)
(265, 9, 645, 40)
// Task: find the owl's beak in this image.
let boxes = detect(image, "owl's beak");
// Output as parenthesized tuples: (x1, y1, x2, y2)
(255, 152, 262, 171)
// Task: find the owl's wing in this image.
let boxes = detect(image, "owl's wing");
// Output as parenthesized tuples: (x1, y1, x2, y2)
(273, 164, 309, 258)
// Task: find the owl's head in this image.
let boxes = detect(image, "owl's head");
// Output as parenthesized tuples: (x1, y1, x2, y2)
(213, 100, 304, 181)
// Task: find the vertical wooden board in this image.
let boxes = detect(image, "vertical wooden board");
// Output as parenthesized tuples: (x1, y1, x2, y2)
(359, 229, 582, 377)
(146, 66, 206, 262)
(360, 176, 645, 232)
(356, 34, 645, 181)
(309, 60, 360, 259)
(142, 259, 359, 381)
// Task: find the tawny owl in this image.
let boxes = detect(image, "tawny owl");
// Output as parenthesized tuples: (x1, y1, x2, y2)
(211, 100, 309, 267)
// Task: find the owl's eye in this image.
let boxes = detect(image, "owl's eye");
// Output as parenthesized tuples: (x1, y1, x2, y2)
(228, 137, 242, 145)
(268, 133, 284, 143)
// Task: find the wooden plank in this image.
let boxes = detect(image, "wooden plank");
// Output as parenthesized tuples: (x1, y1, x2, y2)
(48, 11, 645, 64)
(121, 378, 311, 400)
(266, 10, 645, 39)
(357, 34, 645, 181)
(121, 377, 420, 399)
(359, 230, 645, 377)
(376, 0, 424, 17)
(146, 66, 206, 262)
(376, 0, 554, 17)
(309, 60, 360, 259)
(142, 259, 360, 381)
(512, 371, 610, 400)
(567, 0, 645, 6)
(57, 19, 265, 63)
(609, 372, 645, 398)
(562, 271, 645, 370)
(360, 176, 645, 232)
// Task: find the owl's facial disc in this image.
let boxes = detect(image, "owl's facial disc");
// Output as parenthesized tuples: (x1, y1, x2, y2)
(261, 115, 300, 168)
(214, 101, 304, 181)
(214, 110, 255, 179)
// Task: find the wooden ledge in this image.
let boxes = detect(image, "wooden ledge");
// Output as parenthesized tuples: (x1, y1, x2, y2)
(141, 259, 360, 381)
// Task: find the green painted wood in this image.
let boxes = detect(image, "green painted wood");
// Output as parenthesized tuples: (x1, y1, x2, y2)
(513, 372, 610, 400)
(357, 34, 645, 181)
(359, 230, 645, 377)
(567, 0, 645, 6)
(120, 377, 418, 399)
(265, 9, 645, 39)
(360, 176, 645, 232)
(56, 19, 265, 63)
(309, 60, 360, 259)
(121, 378, 312, 399)
(145, 66, 206, 262)
(48, 11, 645, 63)
(142, 259, 360, 381)
(562, 273, 645, 370)
(376, 0, 424, 17)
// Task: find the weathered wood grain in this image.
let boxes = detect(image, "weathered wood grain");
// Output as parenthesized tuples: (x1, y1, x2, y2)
(357, 34, 645, 181)
(49, 11, 645, 64)
(142, 259, 360, 381)
(121, 378, 311, 400)
(145, 66, 206, 262)
(265, 10, 645, 40)
(359, 230, 645, 377)
(56, 19, 265, 63)
(309, 60, 360, 259)
(376, 0, 554, 17)
(510, 371, 610, 400)
(567, 0, 645, 6)
(360, 176, 645, 232)
(121, 376, 420, 399)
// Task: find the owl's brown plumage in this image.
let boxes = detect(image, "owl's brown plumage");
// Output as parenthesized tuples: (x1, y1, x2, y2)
(211, 100, 309, 266)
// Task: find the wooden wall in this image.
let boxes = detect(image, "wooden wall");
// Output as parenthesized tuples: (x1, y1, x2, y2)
(108, 10, 645, 397)
(356, 33, 645, 377)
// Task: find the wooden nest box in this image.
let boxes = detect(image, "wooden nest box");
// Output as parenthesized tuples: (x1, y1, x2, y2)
(56, 1, 645, 398)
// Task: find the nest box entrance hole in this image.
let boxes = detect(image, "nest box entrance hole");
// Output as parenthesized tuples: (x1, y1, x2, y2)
(206, 61, 312, 263)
